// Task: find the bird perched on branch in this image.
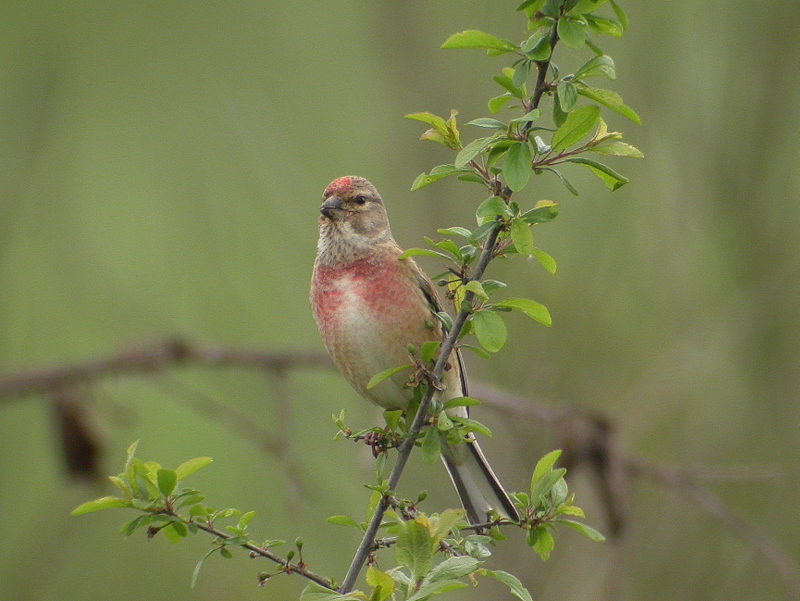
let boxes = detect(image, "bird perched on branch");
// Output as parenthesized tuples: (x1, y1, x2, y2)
(310, 176, 518, 525)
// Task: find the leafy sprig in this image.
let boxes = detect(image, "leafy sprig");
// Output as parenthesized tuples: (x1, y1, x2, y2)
(74, 1, 635, 599)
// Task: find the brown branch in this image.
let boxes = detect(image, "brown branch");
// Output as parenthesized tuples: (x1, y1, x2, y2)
(0, 338, 332, 400)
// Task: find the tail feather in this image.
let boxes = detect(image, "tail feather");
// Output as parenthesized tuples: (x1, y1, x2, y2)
(440, 436, 519, 525)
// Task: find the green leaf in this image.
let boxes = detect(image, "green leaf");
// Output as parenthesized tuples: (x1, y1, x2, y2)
(468, 220, 499, 244)
(300, 582, 359, 600)
(434, 310, 454, 332)
(481, 279, 507, 295)
(476, 196, 512, 219)
(610, 0, 628, 30)
(512, 60, 531, 88)
(238, 510, 256, 530)
(407, 580, 468, 601)
(493, 75, 524, 98)
(576, 86, 641, 124)
(550, 476, 569, 506)
(411, 165, 472, 191)
(486, 139, 514, 168)
(108, 475, 130, 497)
(483, 570, 534, 601)
(585, 14, 623, 37)
(551, 105, 600, 152)
(503, 141, 532, 192)
(532, 247, 557, 274)
(451, 416, 492, 438)
(590, 140, 644, 158)
(174, 457, 213, 481)
(430, 509, 465, 545)
(574, 54, 616, 80)
(426, 236, 462, 261)
(509, 109, 541, 125)
(463, 280, 489, 301)
(458, 173, 486, 185)
(124, 440, 140, 472)
(558, 504, 585, 518)
(120, 514, 153, 536)
(472, 310, 507, 353)
(529, 525, 555, 560)
(466, 118, 507, 130)
(424, 556, 480, 583)
(156, 469, 177, 497)
(510, 219, 534, 257)
(437, 226, 472, 238)
(520, 201, 558, 224)
(557, 17, 586, 49)
(557, 80, 578, 112)
(398, 248, 451, 261)
(170, 520, 188, 538)
(455, 135, 502, 169)
(443, 396, 481, 410)
(441, 30, 517, 53)
(564, 157, 629, 190)
(366, 566, 395, 601)
(520, 29, 552, 60)
(384, 409, 403, 432)
(557, 519, 606, 541)
(192, 548, 218, 588)
(420, 340, 441, 364)
(327, 514, 361, 528)
(436, 411, 454, 431)
(517, 0, 544, 11)
(421, 426, 441, 464)
(405, 112, 449, 135)
(552, 94, 568, 128)
(176, 494, 204, 509)
(568, 0, 610, 13)
(531, 468, 567, 502)
(488, 94, 512, 114)
(71, 496, 130, 515)
(367, 364, 413, 390)
(494, 297, 551, 326)
(530, 449, 562, 490)
(541, 167, 579, 195)
(395, 518, 434, 582)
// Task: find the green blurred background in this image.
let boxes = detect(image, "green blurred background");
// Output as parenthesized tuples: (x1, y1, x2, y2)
(1, 1, 798, 599)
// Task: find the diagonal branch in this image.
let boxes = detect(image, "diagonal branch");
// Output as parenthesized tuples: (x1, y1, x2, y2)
(338, 222, 504, 593)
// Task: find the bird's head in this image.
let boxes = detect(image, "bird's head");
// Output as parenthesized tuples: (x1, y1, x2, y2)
(317, 177, 394, 254)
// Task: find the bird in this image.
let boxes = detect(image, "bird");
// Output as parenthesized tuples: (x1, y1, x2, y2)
(310, 175, 518, 525)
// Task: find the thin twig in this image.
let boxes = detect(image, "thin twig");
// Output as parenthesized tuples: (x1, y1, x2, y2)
(186, 517, 336, 590)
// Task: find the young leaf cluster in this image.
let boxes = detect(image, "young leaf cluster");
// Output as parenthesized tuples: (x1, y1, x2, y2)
(321, 450, 603, 600)
(407, 0, 643, 194)
(404, 0, 640, 361)
(512, 450, 605, 560)
(73, 442, 334, 590)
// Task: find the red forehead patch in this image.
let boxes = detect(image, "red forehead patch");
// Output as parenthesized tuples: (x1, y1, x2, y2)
(324, 176, 355, 196)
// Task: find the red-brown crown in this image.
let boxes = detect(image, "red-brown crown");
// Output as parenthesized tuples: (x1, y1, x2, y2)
(324, 176, 358, 197)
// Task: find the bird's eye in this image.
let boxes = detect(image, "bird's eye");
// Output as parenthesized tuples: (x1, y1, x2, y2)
(354, 196, 367, 205)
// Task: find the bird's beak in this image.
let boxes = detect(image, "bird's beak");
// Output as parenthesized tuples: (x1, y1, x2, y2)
(320, 195, 343, 219)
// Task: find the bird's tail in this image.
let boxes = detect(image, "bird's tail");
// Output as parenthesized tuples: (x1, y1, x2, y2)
(440, 436, 519, 525)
